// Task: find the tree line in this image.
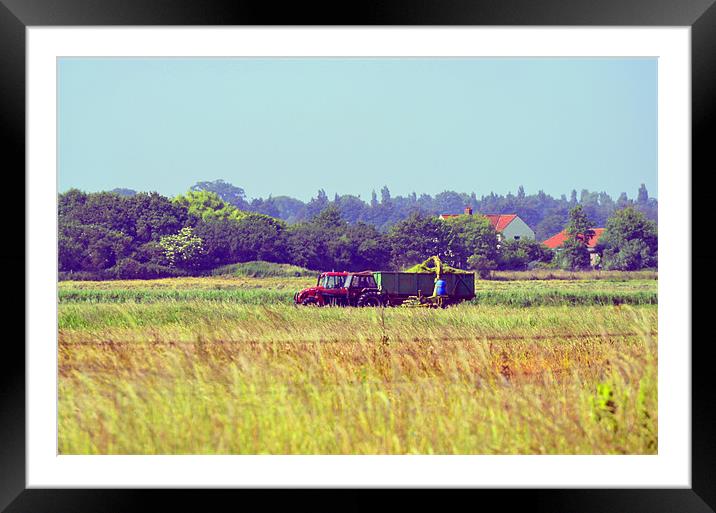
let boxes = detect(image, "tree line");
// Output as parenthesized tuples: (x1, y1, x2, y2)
(60, 187, 657, 280)
(113, 180, 658, 240)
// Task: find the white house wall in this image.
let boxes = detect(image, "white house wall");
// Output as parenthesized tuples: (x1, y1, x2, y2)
(501, 217, 536, 240)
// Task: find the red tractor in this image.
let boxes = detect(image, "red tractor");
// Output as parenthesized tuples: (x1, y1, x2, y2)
(294, 271, 386, 307)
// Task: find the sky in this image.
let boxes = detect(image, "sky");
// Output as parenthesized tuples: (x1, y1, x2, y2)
(58, 57, 657, 202)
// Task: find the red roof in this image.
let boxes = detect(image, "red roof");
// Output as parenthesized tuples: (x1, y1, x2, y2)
(483, 214, 517, 232)
(438, 212, 519, 233)
(542, 228, 605, 249)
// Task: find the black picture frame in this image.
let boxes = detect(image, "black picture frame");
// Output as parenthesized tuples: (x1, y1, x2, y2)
(2, 1, 711, 511)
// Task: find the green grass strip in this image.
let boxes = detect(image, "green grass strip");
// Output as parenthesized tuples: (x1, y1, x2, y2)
(59, 288, 656, 306)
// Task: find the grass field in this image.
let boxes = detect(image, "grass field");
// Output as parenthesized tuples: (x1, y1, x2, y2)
(58, 269, 658, 455)
(59, 274, 657, 307)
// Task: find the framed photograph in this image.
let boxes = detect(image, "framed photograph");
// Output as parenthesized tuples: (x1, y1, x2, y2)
(3, 0, 712, 511)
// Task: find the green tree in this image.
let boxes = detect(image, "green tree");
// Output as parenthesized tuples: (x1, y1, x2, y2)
(333, 194, 369, 224)
(380, 186, 392, 206)
(173, 190, 246, 223)
(600, 207, 657, 270)
(498, 239, 553, 270)
(159, 227, 205, 270)
(559, 205, 596, 270)
(312, 204, 346, 230)
(125, 192, 188, 243)
(285, 206, 347, 271)
(559, 238, 591, 270)
(234, 214, 287, 263)
(565, 204, 595, 244)
(387, 212, 453, 269)
(444, 215, 500, 274)
(191, 179, 247, 208)
(536, 210, 569, 241)
(286, 223, 325, 270)
(305, 189, 330, 219)
(637, 183, 649, 204)
(190, 213, 287, 268)
(348, 222, 391, 270)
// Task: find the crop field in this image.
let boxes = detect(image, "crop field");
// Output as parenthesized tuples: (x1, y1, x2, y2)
(60, 274, 657, 307)
(58, 271, 658, 455)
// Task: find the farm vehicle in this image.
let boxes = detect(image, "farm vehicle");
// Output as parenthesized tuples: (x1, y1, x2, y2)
(293, 256, 476, 308)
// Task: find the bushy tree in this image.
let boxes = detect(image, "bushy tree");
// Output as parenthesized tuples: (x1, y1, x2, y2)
(347, 223, 391, 270)
(558, 205, 595, 270)
(193, 214, 287, 268)
(173, 190, 246, 223)
(285, 206, 346, 271)
(333, 194, 369, 224)
(286, 223, 325, 270)
(498, 239, 553, 270)
(284, 206, 389, 271)
(58, 221, 133, 272)
(125, 192, 188, 243)
(443, 215, 499, 273)
(600, 207, 657, 270)
(559, 238, 592, 270)
(387, 212, 453, 269)
(159, 227, 205, 270)
(250, 195, 306, 223)
(565, 204, 595, 244)
(235, 214, 287, 263)
(58, 190, 187, 277)
(190, 179, 248, 209)
(535, 210, 569, 241)
(305, 189, 330, 219)
(433, 191, 466, 215)
(465, 254, 497, 278)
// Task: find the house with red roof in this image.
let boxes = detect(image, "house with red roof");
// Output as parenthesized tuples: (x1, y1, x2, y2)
(439, 207, 536, 241)
(542, 228, 606, 266)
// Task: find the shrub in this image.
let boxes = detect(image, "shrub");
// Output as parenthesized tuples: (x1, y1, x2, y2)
(212, 261, 317, 278)
(498, 239, 553, 270)
(558, 238, 592, 270)
(159, 227, 206, 270)
(110, 258, 183, 280)
(467, 254, 498, 279)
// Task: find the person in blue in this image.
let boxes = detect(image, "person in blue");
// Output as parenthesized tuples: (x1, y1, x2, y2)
(433, 277, 447, 297)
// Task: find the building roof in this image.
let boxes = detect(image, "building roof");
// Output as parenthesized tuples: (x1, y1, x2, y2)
(438, 212, 519, 233)
(483, 214, 518, 232)
(542, 228, 605, 249)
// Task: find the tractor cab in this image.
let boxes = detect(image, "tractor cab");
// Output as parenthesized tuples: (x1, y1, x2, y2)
(316, 272, 347, 290)
(295, 271, 384, 307)
(344, 273, 377, 290)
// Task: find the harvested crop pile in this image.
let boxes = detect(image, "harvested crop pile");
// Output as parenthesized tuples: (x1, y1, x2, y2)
(403, 262, 471, 274)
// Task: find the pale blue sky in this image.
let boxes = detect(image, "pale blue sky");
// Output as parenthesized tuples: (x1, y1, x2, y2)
(58, 57, 657, 201)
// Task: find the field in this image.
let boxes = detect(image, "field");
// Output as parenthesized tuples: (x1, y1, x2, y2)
(58, 267, 658, 455)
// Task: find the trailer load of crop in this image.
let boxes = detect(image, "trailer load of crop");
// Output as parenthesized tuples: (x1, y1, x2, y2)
(403, 259, 471, 274)
(377, 256, 475, 307)
(294, 256, 475, 308)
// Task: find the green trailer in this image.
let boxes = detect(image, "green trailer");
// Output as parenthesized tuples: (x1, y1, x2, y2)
(373, 271, 475, 306)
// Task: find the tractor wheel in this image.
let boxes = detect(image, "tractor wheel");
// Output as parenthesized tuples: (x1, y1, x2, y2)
(357, 291, 383, 307)
(301, 297, 319, 306)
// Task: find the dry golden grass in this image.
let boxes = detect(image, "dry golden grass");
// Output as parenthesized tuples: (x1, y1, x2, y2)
(58, 302, 657, 455)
